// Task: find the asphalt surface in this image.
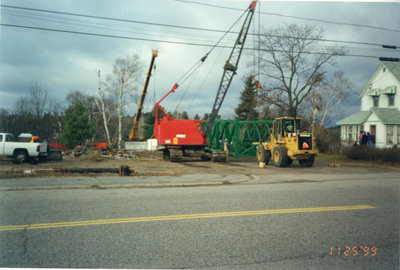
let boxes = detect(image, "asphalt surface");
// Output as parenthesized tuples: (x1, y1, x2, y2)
(0, 174, 399, 269)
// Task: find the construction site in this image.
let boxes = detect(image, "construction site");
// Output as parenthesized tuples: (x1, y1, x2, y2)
(1, 0, 398, 178)
(0, 1, 322, 176)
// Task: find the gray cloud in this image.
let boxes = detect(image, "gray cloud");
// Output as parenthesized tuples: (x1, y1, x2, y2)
(1, 0, 399, 125)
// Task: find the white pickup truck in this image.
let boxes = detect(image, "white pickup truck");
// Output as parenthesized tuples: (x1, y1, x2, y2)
(0, 132, 48, 163)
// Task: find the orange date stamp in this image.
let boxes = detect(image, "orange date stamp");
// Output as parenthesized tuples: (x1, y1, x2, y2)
(330, 246, 377, 256)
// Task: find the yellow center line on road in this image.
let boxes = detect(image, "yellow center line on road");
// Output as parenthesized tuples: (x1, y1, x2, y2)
(0, 205, 376, 231)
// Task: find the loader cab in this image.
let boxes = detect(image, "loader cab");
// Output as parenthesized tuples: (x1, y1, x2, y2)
(273, 117, 302, 140)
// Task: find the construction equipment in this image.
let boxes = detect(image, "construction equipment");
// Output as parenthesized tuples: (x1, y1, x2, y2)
(254, 117, 318, 167)
(153, 1, 257, 162)
(128, 49, 158, 141)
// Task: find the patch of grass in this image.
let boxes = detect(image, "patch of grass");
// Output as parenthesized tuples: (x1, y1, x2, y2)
(316, 152, 349, 163)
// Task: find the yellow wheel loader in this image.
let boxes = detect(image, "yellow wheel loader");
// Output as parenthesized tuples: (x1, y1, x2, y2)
(255, 117, 318, 167)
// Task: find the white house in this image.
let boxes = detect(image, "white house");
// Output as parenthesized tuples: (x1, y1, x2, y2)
(337, 61, 400, 148)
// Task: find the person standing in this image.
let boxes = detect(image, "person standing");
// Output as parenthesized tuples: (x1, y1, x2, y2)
(367, 132, 373, 147)
(359, 131, 364, 145)
(223, 138, 230, 159)
(362, 131, 368, 146)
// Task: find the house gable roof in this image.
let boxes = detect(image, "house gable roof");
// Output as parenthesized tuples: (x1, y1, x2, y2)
(336, 110, 371, 125)
(383, 61, 400, 81)
(370, 107, 400, 124)
(359, 61, 400, 98)
(336, 108, 400, 125)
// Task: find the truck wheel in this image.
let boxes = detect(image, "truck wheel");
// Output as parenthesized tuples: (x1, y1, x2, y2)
(256, 145, 270, 164)
(13, 150, 28, 164)
(272, 146, 288, 167)
(299, 156, 315, 167)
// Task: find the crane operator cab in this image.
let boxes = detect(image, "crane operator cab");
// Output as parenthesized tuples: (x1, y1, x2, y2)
(273, 117, 302, 141)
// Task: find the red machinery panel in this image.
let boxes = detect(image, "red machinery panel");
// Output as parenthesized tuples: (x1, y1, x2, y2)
(155, 116, 207, 146)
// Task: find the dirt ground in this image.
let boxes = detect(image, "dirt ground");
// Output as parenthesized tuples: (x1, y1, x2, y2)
(0, 150, 399, 178)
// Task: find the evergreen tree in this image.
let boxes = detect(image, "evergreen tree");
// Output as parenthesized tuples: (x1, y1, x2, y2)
(234, 75, 259, 121)
(61, 102, 96, 149)
(143, 107, 156, 139)
(181, 111, 189, 119)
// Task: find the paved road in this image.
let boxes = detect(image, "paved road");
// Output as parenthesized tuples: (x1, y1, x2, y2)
(0, 172, 399, 269)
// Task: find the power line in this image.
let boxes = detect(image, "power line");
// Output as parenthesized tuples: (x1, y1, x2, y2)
(0, 23, 220, 47)
(2, 4, 399, 49)
(0, 23, 385, 60)
(174, 0, 400, 33)
(1, 4, 227, 35)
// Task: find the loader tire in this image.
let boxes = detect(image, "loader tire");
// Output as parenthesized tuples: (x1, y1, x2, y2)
(299, 156, 315, 167)
(272, 146, 288, 167)
(256, 145, 270, 165)
(287, 158, 293, 166)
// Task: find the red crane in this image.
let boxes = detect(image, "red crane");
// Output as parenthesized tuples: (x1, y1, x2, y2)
(153, 1, 258, 161)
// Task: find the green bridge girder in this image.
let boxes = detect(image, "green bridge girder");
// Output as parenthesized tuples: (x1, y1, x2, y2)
(205, 120, 273, 159)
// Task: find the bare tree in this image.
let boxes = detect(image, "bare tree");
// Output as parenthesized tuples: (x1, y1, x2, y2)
(256, 24, 343, 117)
(312, 71, 353, 129)
(30, 83, 48, 137)
(95, 70, 112, 146)
(13, 83, 49, 136)
(107, 54, 144, 150)
(310, 92, 322, 136)
(30, 83, 48, 119)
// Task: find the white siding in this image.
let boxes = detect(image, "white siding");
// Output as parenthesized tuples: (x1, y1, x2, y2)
(361, 96, 372, 111)
(361, 66, 400, 111)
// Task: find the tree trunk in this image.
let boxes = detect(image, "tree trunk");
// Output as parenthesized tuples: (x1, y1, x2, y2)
(118, 75, 124, 151)
(96, 71, 112, 147)
(312, 106, 318, 137)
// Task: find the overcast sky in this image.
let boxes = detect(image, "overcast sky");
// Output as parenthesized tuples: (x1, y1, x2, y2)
(1, 0, 399, 126)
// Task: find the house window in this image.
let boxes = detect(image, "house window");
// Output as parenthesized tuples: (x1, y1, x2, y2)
(372, 96, 379, 107)
(348, 126, 353, 142)
(386, 125, 394, 144)
(397, 125, 400, 144)
(388, 94, 395, 106)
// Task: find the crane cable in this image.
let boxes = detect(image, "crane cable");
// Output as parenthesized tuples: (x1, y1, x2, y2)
(187, 47, 226, 112)
(172, 6, 249, 114)
(176, 7, 248, 86)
